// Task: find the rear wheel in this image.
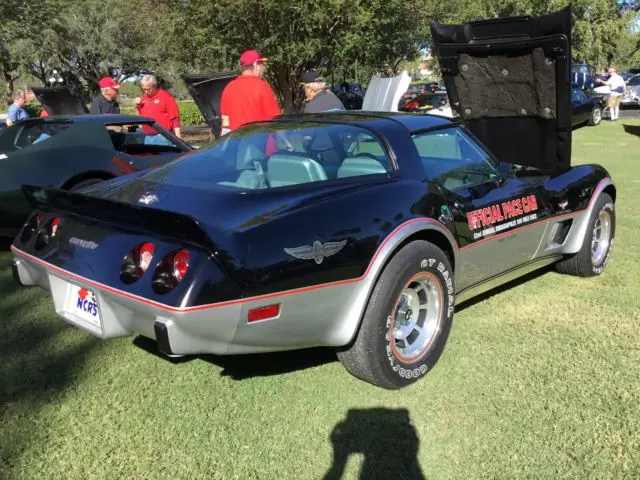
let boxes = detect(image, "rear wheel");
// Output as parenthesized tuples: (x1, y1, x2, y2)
(337, 240, 455, 389)
(556, 193, 615, 277)
(589, 106, 602, 126)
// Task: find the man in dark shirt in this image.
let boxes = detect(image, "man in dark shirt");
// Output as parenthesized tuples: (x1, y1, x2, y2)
(89, 76, 121, 114)
(302, 70, 345, 113)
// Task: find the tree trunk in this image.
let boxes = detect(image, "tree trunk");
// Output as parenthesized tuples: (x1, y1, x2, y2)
(3, 71, 15, 105)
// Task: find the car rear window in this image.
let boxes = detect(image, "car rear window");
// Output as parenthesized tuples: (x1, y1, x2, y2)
(14, 121, 72, 148)
(140, 122, 392, 190)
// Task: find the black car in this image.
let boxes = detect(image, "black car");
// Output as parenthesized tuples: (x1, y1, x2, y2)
(571, 87, 605, 127)
(0, 106, 193, 237)
(10, 8, 616, 390)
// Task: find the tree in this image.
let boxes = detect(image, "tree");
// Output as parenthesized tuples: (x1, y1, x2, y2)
(0, 1, 62, 102)
(171, 0, 443, 112)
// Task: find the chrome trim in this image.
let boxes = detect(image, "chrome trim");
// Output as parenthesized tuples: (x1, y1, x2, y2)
(536, 177, 614, 257)
(591, 208, 612, 265)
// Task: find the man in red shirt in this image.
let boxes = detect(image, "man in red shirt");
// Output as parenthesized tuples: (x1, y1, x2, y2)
(220, 50, 281, 133)
(134, 74, 182, 139)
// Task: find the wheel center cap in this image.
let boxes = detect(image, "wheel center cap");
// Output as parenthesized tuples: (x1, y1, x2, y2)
(404, 308, 413, 322)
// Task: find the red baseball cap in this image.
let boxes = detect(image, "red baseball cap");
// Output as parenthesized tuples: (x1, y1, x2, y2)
(239, 50, 268, 67)
(98, 76, 120, 89)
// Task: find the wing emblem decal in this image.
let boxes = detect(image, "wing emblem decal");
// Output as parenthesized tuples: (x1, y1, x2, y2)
(284, 240, 347, 264)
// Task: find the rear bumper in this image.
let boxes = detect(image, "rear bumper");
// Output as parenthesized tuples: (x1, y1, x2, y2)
(11, 253, 254, 354)
(11, 247, 359, 356)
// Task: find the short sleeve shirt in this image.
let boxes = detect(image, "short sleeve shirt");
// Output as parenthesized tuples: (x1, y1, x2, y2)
(220, 76, 281, 131)
(135, 88, 181, 132)
(606, 74, 626, 96)
(90, 95, 120, 114)
(7, 104, 28, 123)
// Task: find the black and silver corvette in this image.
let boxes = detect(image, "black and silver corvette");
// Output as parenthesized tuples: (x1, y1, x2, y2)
(10, 9, 616, 389)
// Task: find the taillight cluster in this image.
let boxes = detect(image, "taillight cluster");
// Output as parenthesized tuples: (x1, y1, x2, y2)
(120, 242, 156, 284)
(152, 249, 190, 294)
(20, 213, 61, 250)
(120, 243, 191, 293)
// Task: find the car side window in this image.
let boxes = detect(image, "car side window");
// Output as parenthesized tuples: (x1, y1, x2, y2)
(14, 122, 71, 148)
(412, 128, 498, 190)
(106, 123, 181, 155)
(629, 76, 640, 86)
(572, 89, 587, 103)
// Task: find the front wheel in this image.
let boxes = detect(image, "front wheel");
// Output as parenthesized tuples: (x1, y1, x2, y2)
(337, 240, 455, 389)
(556, 193, 615, 277)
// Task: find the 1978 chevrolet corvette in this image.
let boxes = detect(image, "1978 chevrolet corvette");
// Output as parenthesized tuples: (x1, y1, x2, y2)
(10, 8, 616, 388)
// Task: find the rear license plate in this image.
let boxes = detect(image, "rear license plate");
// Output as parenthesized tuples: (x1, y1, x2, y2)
(64, 283, 102, 329)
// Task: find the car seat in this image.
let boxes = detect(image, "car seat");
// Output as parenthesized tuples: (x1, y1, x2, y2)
(218, 143, 268, 189)
(267, 152, 328, 187)
(337, 155, 387, 178)
(109, 131, 127, 152)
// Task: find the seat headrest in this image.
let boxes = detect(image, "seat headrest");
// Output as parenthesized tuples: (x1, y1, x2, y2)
(237, 142, 266, 170)
(338, 156, 387, 178)
(109, 131, 126, 151)
(268, 153, 328, 187)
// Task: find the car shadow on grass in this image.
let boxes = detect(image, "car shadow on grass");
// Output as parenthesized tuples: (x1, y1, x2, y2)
(622, 123, 640, 138)
(0, 276, 100, 478)
(131, 268, 557, 380)
(456, 266, 554, 312)
(323, 408, 426, 479)
(132, 334, 338, 379)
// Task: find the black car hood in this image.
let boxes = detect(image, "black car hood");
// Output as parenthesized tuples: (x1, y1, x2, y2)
(430, 7, 572, 171)
(32, 86, 89, 116)
(183, 73, 239, 138)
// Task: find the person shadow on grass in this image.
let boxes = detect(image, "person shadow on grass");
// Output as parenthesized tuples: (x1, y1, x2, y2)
(323, 408, 426, 480)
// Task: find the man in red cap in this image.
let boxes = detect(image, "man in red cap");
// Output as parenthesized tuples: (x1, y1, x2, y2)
(90, 76, 121, 114)
(220, 50, 281, 133)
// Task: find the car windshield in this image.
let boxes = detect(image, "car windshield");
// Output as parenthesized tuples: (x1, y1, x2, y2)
(411, 127, 498, 190)
(140, 122, 392, 190)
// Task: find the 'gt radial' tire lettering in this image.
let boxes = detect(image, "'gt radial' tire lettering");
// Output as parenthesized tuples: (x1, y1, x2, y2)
(336, 240, 455, 389)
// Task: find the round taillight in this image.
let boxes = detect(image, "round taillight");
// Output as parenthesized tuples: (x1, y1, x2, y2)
(173, 250, 190, 282)
(120, 242, 155, 284)
(139, 242, 155, 271)
(34, 217, 60, 250)
(20, 213, 41, 244)
(152, 249, 191, 294)
(49, 217, 60, 237)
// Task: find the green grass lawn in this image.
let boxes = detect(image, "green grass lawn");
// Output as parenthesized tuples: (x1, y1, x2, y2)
(2, 120, 640, 479)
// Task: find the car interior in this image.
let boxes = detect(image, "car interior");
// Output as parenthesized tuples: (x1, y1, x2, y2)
(107, 124, 184, 156)
(160, 124, 496, 192)
(216, 127, 391, 189)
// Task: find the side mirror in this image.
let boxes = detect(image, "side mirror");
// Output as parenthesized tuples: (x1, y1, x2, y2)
(495, 162, 514, 176)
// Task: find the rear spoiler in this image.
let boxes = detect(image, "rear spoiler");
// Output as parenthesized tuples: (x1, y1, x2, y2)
(22, 185, 217, 254)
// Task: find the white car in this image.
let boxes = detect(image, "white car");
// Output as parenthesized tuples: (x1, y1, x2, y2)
(621, 74, 640, 106)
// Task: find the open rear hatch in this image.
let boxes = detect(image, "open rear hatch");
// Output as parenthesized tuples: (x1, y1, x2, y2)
(183, 73, 238, 138)
(430, 7, 572, 171)
(32, 86, 89, 116)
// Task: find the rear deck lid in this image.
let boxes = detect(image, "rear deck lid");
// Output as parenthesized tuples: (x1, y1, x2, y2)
(430, 7, 572, 171)
(183, 73, 239, 138)
(32, 86, 89, 116)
